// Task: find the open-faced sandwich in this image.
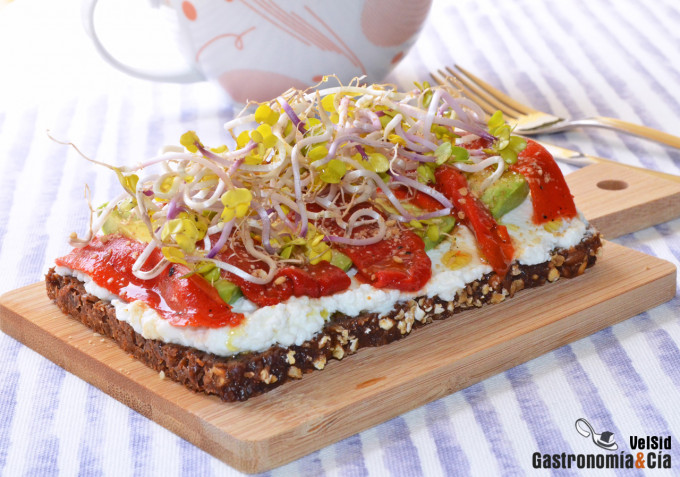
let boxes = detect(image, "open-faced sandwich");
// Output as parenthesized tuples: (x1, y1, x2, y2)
(47, 79, 602, 401)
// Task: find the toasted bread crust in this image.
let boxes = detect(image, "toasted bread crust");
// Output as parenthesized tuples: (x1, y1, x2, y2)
(46, 231, 601, 402)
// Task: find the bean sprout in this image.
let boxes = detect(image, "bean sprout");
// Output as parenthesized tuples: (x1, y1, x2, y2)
(65, 80, 522, 286)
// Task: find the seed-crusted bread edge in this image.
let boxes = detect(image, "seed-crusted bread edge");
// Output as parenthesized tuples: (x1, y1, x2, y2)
(45, 229, 602, 402)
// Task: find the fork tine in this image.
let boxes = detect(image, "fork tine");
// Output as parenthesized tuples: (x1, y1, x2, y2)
(445, 67, 524, 120)
(432, 70, 497, 117)
(453, 65, 538, 117)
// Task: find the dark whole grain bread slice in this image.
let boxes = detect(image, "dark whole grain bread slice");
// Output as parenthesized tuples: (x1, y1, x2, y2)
(45, 230, 602, 402)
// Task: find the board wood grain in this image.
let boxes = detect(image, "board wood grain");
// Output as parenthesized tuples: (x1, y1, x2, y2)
(565, 162, 680, 239)
(0, 164, 679, 473)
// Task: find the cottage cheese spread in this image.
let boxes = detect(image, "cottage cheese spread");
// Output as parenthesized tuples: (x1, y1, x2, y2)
(55, 197, 589, 357)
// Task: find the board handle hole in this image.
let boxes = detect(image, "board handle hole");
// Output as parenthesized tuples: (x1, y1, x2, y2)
(597, 179, 628, 190)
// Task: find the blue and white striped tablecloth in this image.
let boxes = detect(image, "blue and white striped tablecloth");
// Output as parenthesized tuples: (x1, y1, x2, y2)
(0, 0, 679, 475)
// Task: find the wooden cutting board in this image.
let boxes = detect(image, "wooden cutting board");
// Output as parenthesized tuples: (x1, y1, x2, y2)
(0, 163, 679, 473)
(565, 162, 680, 239)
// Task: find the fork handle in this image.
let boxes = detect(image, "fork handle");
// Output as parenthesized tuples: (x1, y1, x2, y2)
(584, 117, 680, 149)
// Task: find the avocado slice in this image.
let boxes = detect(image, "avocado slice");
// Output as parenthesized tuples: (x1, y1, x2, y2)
(422, 215, 457, 251)
(214, 279, 243, 305)
(101, 200, 153, 242)
(330, 250, 353, 271)
(479, 171, 529, 219)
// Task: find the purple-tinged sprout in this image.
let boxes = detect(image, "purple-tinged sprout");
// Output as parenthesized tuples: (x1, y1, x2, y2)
(314, 183, 340, 210)
(393, 122, 431, 153)
(274, 203, 297, 231)
(353, 108, 382, 130)
(403, 129, 438, 151)
(412, 208, 453, 221)
(440, 91, 471, 123)
(390, 171, 454, 209)
(166, 195, 182, 220)
(253, 202, 276, 254)
(297, 201, 309, 238)
(440, 91, 495, 142)
(331, 126, 367, 136)
(389, 208, 453, 222)
(286, 203, 308, 238)
(315, 133, 396, 168)
(320, 135, 351, 167)
(323, 208, 386, 246)
(244, 140, 258, 153)
(206, 219, 235, 259)
(194, 140, 255, 172)
(195, 142, 225, 163)
(355, 144, 369, 161)
(277, 97, 307, 134)
(227, 155, 246, 176)
(399, 149, 436, 163)
(395, 101, 492, 142)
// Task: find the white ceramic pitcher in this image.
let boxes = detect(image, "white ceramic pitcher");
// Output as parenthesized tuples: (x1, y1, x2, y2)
(83, 0, 433, 103)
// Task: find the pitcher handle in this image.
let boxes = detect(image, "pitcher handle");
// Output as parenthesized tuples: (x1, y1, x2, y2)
(82, 0, 205, 83)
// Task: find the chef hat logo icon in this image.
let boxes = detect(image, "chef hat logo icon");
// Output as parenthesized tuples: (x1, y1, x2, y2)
(575, 418, 618, 451)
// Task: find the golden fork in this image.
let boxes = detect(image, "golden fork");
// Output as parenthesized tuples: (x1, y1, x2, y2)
(432, 65, 680, 149)
(430, 66, 680, 183)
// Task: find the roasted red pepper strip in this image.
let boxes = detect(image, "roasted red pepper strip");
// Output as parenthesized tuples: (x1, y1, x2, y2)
(317, 205, 432, 292)
(232, 274, 293, 307)
(435, 166, 515, 277)
(510, 139, 577, 224)
(55, 236, 244, 328)
(217, 243, 351, 307)
(279, 262, 352, 298)
(232, 262, 351, 307)
(392, 186, 442, 212)
(340, 228, 432, 291)
(216, 243, 292, 306)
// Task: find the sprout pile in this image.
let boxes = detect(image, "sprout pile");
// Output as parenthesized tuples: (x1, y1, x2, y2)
(69, 78, 526, 288)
